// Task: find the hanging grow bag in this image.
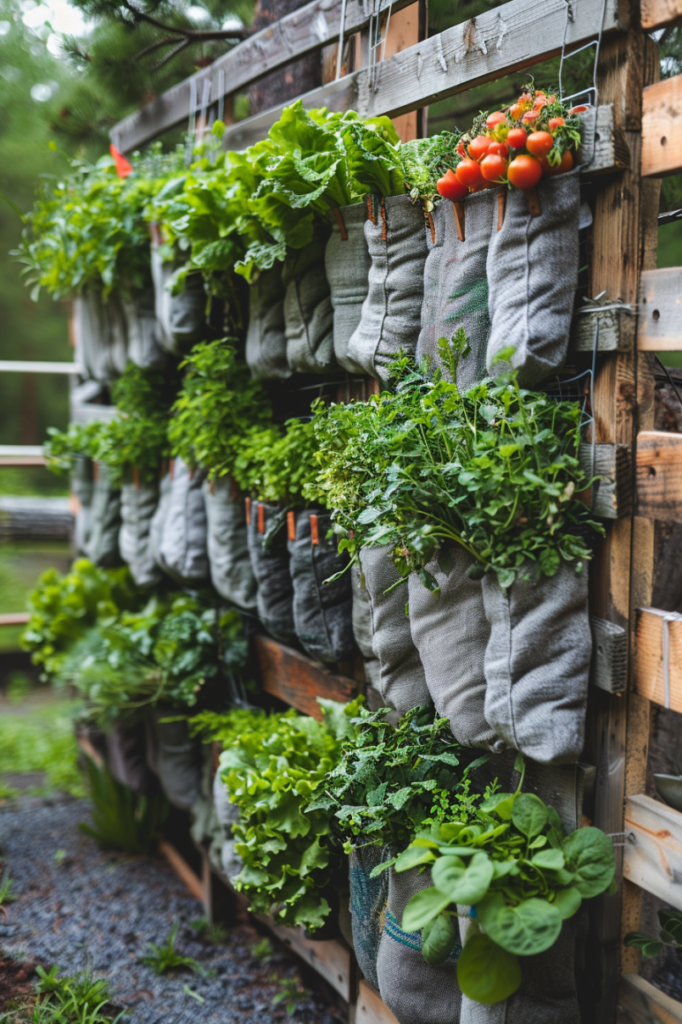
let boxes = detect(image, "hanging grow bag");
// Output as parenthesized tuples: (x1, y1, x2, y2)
(480, 560, 591, 765)
(71, 456, 94, 555)
(150, 243, 208, 356)
(347, 195, 429, 383)
(486, 170, 580, 387)
(324, 203, 371, 372)
(202, 476, 257, 610)
(106, 720, 158, 796)
(246, 501, 296, 645)
(122, 289, 167, 369)
(358, 546, 430, 714)
(350, 562, 381, 689)
(408, 548, 504, 752)
(85, 463, 122, 568)
(245, 264, 290, 380)
(150, 710, 202, 811)
(119, 476, 163, 588)
(376, 866, 461, 1024)
(158, 457, 209, 585)
(73, 290, 128, 385)
(288, 509, 356, 664)
(417, 190, 497, 389)
(282, 238, 335, 374)
(149, 468, 172, 575)
(349, 844, 391, 991)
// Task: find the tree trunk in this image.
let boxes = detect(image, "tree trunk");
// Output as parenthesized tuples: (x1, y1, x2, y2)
(248, 0, 322, 115)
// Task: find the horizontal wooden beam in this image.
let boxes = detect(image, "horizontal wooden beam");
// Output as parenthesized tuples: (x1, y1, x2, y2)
(636, 431, 682, 523)
(623, 794, 682, 911)
(0, 361, 82, 374)
(634, 606, 682, 712)
(638, 268, 682, 351)
(255, 636, 357, 719)
(618, 973, 682, 1023)
(641, 0, 682, 32)
(642, 75, 682, 178)
(0, 458, 46, 467)
(0, 613, 30, 627)
(357, 981, 401, 1024)
(158, 838, 205, 903)
(258, 915, 351, 1001)
(572, 305, 637, 354)
(112, 0, 410, 152)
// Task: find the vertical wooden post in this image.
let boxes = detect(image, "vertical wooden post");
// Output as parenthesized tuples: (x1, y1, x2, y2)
(382, 3, 422, 142)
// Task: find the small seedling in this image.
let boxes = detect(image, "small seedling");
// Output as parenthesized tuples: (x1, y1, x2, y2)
(0, 873, 17, 907)
(250, 938, 274, 963)
(270, 975, 310, 1016)
(138, 922, 213, 977)
(188, 917, 229, 944)
(182, 985, 205, 1004)
(54, 850, 67, 866)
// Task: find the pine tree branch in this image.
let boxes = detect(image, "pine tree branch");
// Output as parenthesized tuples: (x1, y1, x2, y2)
(120, 0, 249, 40)
(134, 35, 184, 60)
(151, 36, 191, 70)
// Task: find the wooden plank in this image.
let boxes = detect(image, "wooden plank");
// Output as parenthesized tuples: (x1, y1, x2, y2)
(571, 306, 637, 353)
(0, 613, 30, 627)
(634, 606, 682, 712)
(259, 916, 351, 1001)
(383, 4, 421, 144)
(618, 974, 682, 1024)
(643, 75, 682, 178)
(638, 269, 682, 351)
(590, 616, 628, 694)
(356, 980, 400, 1024)
(0, 458, 46, 467)
(623, 794, 682, 911)
(255, 636, 357, 719)
(76, 733, 104, 769)
(158, 838, 205, 903)
(579, 442, 632, 519)
(642, 0, 682, 30)
(636, 431, 682, 523)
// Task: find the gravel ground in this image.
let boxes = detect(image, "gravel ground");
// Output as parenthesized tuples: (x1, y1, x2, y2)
(0, 796, 343, 1023)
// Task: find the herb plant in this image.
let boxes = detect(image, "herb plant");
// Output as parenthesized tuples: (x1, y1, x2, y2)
(44, 424, 102, 477)
(78, 756, 168, 855)
(625, 908, 682, 959)
(138, 922, 211, 977)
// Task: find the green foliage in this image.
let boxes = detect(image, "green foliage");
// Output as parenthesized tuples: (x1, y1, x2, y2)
(625, 908, 682, 959)
(78, 756, 168, 854)
(111, 361, 180, 420)
(270, 976, 310, 1016)
(95, 415, 169, 487)
(0, 964, 126, 1023)
(256, 419, 324, 507)
(188, 917, 230, 944)
(0, 699, 85, 798)
(138, 921, 211, 977)
(44, 424, 102, 477)
(249, 937, 274, 963)
(0, 872, 17, 905)
(187, 707, 267, 744)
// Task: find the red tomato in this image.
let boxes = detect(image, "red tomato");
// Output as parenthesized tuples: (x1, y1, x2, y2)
(526, 131, 554, 157)
(457, 141, 466, 157)
(455, 158, 483, 187)
(507, 154, 542, 189)
(486, 111, 506, 129)
(436, 169, 469, 201)
(480, 153, 508, 182)
(548, 117, 565, 132)
(468, 135, 491, 161)
(545, 149, 574, 176)
(570, 104, 588, 113)
(509, 103, 524, 121)
(522, 109, 540, 122)
(506, 127, 528, 150)
(488, 141, 509, 158)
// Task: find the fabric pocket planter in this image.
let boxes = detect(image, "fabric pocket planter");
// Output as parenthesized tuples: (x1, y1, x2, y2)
(122, 289, 167, 369)
(486, 169, 580, 387)
(149, 468, 172, 574)
(481, 560, 591, 764)
(106, 720, 158, 796)
(245, 264, 290, 380)
(417, 190, 497, 390)
(376, 866, 462, 1024)
(202, 476, 257, 610)
(158, 457, 209, 585)
(71, 456, 94, 555)
(347, 194, 429, 384)
(212, 770, 243, 880)
(282, 238, 335, 374)
(150, 243, 208, 357)
(73, 290, 128, 385)
(288, 509, 356, 664)
(350, 562, 381, 689)
(151, 709, 203, 811)
(408, 548, 504, 752)
(324, 203, 372, 372)
(85, 463, 122, 568)
(246, 500, 296, 645)
(349, 844, 391, 990)
(119, 476, 163, 588)
(359, 546, 430, 714)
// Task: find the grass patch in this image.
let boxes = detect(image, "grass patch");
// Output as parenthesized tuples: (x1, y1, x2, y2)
(0, 698, 84, 799)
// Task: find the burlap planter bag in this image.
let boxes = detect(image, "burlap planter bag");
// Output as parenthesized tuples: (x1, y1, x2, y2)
(245, 264, 290, 380)
(377, 866, 461, 1024)
(150, 242, 207, 356)
(288, 509, 356, 664)
(106, 720, 158, 796)
(417, 190, 497, 389)
(486, 170, 580, 387)
(324, 203, 372, 372)
(282, 238, 335, 374)
(408, 547, 504, 752)
(150, 242, 174, 350)
(349, 844, 391, 989)
(202, 476, 257, 610)
(347, 195, 429, 383)
(73, 290, 128, 385)
(122, 289, 166, 369)
(119, 478, 163, 588)
(350, 562, 381, 689)
(246, 500, 296, 645)
(158, 457, 209, 585)
(85, 463, 122, 568)
(149, 468, 172, 574)
(358, 546, 430, 713)
(71, 456, 94, 555)
(481, 560, 591, 765)
(151, 709, 203, 811)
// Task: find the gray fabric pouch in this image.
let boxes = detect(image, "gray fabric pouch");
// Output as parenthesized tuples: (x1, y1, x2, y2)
(85, 464, 122, 568)
(72, 456, 94, 555)
(158, 457, 209, 585)
(106, 720, 158, 796)
(347, 195, 429, 384)
(359, 546, 430, 714)
(202, 476, 257, 610)
(246, 264, 290, 380)
(246, 501, 296, 645)
(288, 509, 356, 664)
(349, 844, 391, 990)
(325, 203, 372, 372)
(408, 548, 504, 752)
(123, 289, 166, 369)
(481, 560, 591, 764)
(486, 170, 580, 387)
(377, 866, 461, 1024)
(417, 190, 497, 389)
(282, 239, 335, 374)
(350, 562, 381, 689)
(152, 711, 202, 811)
(75, 290, 128, 385)
(119, 480, 163, 588)
(170, 271, 208, 353)
(149, 469, 172, 574)
(150, 242, 174, 352)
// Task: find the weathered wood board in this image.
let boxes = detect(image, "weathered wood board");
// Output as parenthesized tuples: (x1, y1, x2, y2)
(356, 981, 401, 1024)
(638, 269, 682, 351)
(623, 795, 682, 911)
(618, 973, 682, 1023)
(255, 636, 357, 719)
(642, 74, 682, 178)
(636, 431, 682, 523)
(259, 916, 351, 1002)
(634, 606, 682, 712)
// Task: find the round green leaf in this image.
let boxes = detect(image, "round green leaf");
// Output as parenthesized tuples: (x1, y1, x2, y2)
(562, 827, 615, 898)
(421, 912, 458, 965)
(512, 794, 548, 839)
(402, 887, 453, 933)
(552, 887, 582, 920)
(457, 932, 522, 1004)
(477, 893, 563, 956)
(432, 851, 494, 906)
(394, 845, 436, 873)
(530, 848, 565, 871)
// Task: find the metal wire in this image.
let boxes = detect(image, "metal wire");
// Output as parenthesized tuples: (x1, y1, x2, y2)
(336, 0, 349, 81)
(558, 0, 610, 170)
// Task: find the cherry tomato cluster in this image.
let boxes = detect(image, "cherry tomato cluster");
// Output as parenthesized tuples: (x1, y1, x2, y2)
(436, 87, 585, 202)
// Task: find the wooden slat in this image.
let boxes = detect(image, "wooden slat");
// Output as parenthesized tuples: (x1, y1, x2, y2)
(356, 980, 400, 1024)
(638, 269, 682, 351)
(579, 442, 632, 519)
(0, 458, 46, 467)
(643, 75, 682, 178)
(572, 306, 637, 354)
(258, 916, 351, 1001)
(618, 974, 682, 1024)
(0, 613, 30, 627)
(623, 794, 682, 910)
(634, 606, 682, 712)
(255, 636, 357, 719)
(642, 0, 682, 30)
(158, 838, 205, 903)
(636, 431, 682, 523)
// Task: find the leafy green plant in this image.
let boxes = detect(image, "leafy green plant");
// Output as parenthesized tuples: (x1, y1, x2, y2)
(256, 419, 325, 508)
(0, 872, 17, 906)
(0, 964, 127, 1023)
(249, 937, 274, 963)
(138, 922, 212, 977)
(270, 976, 310, 1016)
(188, 917, 230, 944)
(625, 908, 682, 959)
(78, 756, 168, 855)
(43, 424, 102, 478)
(0, 700, 85, 799)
